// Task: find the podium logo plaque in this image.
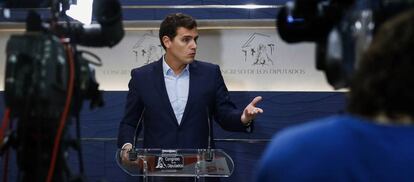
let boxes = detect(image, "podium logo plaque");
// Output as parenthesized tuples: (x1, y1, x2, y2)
(155, 150, 184, 169)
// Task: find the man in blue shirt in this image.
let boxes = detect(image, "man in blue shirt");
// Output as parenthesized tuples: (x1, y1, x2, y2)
(117, 13, 263, 172)
(255, 9, 414, 182)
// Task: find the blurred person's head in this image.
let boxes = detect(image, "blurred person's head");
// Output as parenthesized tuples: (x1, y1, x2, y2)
(347, 9, 414, 123)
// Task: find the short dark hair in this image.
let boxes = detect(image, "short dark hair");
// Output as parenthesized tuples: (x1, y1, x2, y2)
(159, 13, 197, 49)
(347, 9, 414, 119)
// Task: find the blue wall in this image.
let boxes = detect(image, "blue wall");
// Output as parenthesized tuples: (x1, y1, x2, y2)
(0, 91, 346, 181)
(0, 0, 287, 21)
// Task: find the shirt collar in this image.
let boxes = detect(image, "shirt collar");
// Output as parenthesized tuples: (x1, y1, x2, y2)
(162, 55, 190, 76)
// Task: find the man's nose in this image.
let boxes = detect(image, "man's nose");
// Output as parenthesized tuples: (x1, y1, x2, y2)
(189, 39, 197, 49)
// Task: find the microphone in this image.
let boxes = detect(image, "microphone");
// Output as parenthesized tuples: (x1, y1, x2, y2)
(128, 108, 145, 161)
(206, 108, 213, 162)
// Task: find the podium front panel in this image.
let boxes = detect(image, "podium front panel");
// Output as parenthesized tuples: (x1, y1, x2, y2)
(116, 149, 234, 177)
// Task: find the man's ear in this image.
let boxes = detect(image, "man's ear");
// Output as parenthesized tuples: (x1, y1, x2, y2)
(162, 36, 171, 49)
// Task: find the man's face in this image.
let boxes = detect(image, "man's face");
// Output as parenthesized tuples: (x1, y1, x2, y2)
(164, 27, 199, 65)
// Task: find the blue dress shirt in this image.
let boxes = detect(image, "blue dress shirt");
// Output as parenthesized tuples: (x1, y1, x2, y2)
(162, 57, 189, 125)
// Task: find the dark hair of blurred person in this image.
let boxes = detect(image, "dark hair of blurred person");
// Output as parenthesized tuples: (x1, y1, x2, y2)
(347, 9, 414, 123)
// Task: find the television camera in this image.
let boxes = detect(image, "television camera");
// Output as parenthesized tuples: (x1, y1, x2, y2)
(277, 0, 414, 89)
(0, 0, 124, 181)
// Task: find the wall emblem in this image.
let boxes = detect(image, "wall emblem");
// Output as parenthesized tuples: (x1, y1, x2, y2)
(132, 33, 164, 64)
(241, 33, 275, 66)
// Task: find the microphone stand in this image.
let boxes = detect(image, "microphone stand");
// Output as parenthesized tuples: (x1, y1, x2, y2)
(206, 108, 213, 162)
(128, 108, 145, 161)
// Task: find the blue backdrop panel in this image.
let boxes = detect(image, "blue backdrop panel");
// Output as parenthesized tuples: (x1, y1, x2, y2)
(120, 0, 290, 5)
(0, 0, 284, 21)
(0, 91, 346, 181)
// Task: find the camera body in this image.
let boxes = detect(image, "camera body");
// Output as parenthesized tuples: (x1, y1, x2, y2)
(4, 33, 103, 119)
(5, 33, 68, 118)
(1, 0, 123, 181)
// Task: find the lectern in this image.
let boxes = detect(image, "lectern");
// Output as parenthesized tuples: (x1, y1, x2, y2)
(116, 149, 234, 182)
